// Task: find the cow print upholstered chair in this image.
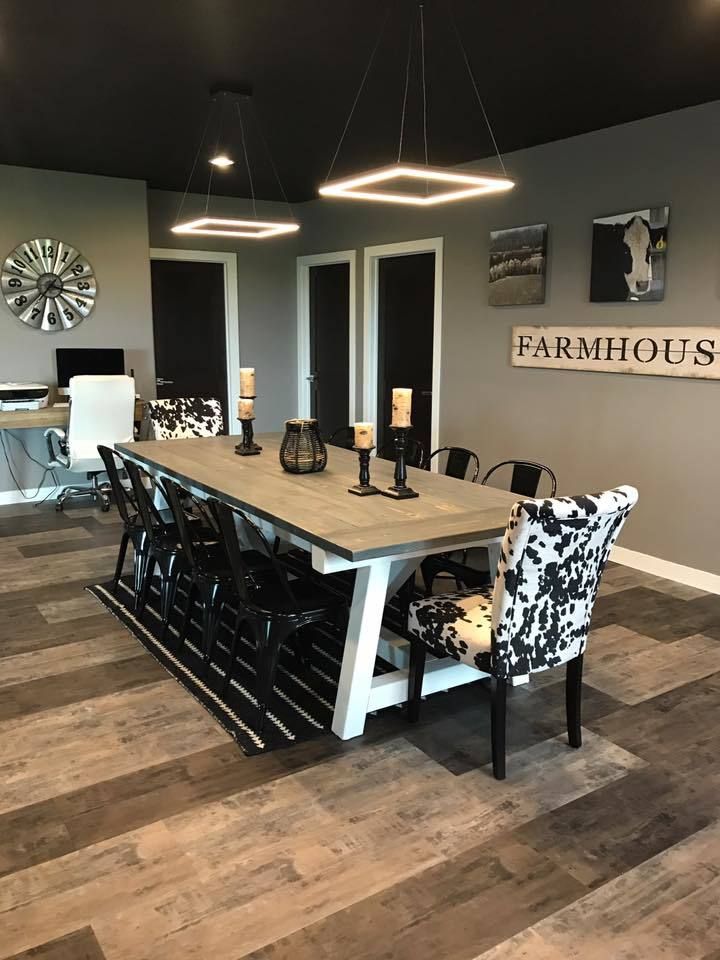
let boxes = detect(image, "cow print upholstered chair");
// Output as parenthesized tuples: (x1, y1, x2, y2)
(146, 397, 224, 440)
(406, 486, 638, 780)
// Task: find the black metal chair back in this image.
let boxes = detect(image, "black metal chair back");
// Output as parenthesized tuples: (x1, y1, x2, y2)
(428, 446, 480, 482)
(327, 426, 356, 449)
(124, 460, 165, 539)
(161, 477, 216, 566)
(378, 437, 425, 469)
(211, 499, 298, 614)
(97, 445, 137, 525)
(481, 460, 558, 498)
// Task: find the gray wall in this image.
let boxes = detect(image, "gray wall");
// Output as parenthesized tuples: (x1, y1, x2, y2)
(296, 100, 720, 574)
(0, 165, 154, 496)
(146, 190, 300, 433)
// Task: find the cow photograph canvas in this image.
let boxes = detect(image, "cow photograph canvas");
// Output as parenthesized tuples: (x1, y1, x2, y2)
(488, 223, 548, 306)
(590, 206, 669, 302)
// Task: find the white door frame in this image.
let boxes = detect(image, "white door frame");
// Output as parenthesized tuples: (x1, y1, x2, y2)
(363, 237, 443, 460)
(296, 250, 357, 421)
(150, 248, 240, 435)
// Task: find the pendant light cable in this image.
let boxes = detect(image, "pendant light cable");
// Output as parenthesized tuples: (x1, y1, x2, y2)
(419, 3, 429, 168)
(397, 18, 414, 163)
(204, 96, 225, 215)
(174, 107, 213, 226)
(448, 2, 507, 175)
(324, 6, 392, 182)
(236, 99, 258, 219)
(250, 100, 296, 220)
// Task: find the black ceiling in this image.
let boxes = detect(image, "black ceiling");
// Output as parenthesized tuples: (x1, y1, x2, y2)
(2, 1, 720, 203)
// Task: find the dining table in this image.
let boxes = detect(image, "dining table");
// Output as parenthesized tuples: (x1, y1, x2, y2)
(116, 433, 520, 740)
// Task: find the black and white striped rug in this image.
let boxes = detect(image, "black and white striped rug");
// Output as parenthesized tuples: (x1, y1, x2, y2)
(87, 576, 394, 755)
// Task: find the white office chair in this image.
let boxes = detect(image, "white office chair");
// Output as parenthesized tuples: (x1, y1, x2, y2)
(45, 375, 135, 511)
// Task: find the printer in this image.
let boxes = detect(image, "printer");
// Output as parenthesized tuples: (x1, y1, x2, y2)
(0, 383, 50, 411)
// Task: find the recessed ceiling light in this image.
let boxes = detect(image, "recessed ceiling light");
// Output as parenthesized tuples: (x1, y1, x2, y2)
(171, 217, 299, 239)
(319, 163, 514, 206)
(209, 155, 234, 168)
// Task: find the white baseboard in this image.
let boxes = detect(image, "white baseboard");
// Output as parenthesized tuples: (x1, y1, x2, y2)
(0, 486, 58, 506)
(611, 545, 720, 596)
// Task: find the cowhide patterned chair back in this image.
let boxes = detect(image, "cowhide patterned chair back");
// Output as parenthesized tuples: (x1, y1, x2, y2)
(146, 397, 224, 440)
(407, 485, 638, 779)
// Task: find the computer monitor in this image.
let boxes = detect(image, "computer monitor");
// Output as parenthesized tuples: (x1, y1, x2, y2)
(56, 348, 125, 393)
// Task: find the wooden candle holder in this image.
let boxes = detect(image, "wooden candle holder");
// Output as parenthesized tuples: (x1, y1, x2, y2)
(381, 426, 419, 499)
(348, 446, 379, 496)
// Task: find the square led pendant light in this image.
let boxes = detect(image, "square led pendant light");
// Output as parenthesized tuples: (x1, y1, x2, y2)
(319, 163, 514, 206)
(172, 217, 300, 239)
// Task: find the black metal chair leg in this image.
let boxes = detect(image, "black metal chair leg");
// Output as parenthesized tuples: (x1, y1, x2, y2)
(112, 531, 129, 594)
(137, 555, 156, 616)
(420, 558, 435, 597)
(491, 677, 508, 780)
(202, 585, 225, 671)
(223, 613, 244, 695)
(256, 621, 290, 732)
(133, 541, 150, 609)
(159, 568, 183, 642)
(177, 580, 197, 653)
(566, 654, 584, 749)
(407, 640, 426, 723)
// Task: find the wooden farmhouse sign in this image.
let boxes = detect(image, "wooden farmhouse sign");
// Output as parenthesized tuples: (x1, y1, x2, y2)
(512, 327, 720, 380)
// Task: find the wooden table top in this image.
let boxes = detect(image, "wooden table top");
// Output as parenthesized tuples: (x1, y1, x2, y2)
(118, 434, 518, 563)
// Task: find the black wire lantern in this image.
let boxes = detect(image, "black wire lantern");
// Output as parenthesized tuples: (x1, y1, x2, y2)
(279, 419, 328, 474)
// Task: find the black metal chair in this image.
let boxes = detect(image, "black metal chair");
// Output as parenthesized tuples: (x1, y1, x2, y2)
(421, 459, 557, 595)
(211, 499, 348, 730)
(419, 446, 482, 593)
(161, 477, 272, 672)
(327, 426, 356, 449)
(426, 446, 480, 482)
(97, 445, 150, 600)
(480, 460, 557, 498)
(125, 460, 205, 640)
(378, 437, 425, 469)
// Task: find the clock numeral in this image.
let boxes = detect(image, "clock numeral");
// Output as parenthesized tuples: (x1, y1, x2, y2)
(41, 245, 54, 257)
(30, 308, 41, 321)
(63, 308, 75, 322)
(77, 281, 90, 290)
(7, 277, 21, 288)
(12, 259, 26, 273)
(75, 297, 87, 309)
(14, 295, 27, 307)
(60, 251, 70, 263)
(23, 249, 37, 263)
(47, 311, 57, 326)
(70, 263, 85, 276)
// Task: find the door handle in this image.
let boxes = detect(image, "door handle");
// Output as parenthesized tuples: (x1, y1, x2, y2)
(156, 377, 175, 386)
(306, 374, 318, 383)
(420, 390, 432, 397)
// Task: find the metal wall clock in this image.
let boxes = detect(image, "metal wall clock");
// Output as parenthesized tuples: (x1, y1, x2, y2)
(1, 238, 96, 331)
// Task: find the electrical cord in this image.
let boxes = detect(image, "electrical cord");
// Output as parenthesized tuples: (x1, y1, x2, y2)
(0, 431, 59, 504)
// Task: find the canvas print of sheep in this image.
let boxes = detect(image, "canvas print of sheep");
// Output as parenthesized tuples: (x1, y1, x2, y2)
(488, 223, 548, 306)
(590, 206, 669, 302)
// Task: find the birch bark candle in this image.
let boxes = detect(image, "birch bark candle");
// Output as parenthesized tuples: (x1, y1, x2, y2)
(238, 397, 254, 419)
(239, 367, 256, 396)
(354, 422, 374, 449)
(391, 388, 412, 427)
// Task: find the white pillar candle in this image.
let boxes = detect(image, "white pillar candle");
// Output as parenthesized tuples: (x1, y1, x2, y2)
(237, 397, 254, 419)
(239, 367, 256, 396)
(391, 388, 412, 427)
(354, 422, 374, 449)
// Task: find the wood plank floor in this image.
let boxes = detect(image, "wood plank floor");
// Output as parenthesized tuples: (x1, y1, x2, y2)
(1, 502, 719, 958)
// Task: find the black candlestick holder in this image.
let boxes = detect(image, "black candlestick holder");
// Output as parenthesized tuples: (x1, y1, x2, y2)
(234, 396, 262, 456)
(381, 425, 419, 499)
(348, 446, 379, 496)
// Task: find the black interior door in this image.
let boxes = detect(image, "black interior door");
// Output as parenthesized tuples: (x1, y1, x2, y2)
(150, 259, 228, 429)
(308, 262, 350, 435)
(377, 252, 435, 456)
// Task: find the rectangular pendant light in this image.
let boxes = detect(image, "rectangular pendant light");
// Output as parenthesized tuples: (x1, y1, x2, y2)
(319, 163, 514, 206)
(172, 217, 300, 239)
